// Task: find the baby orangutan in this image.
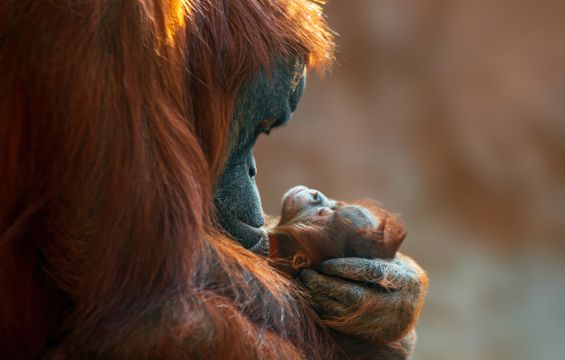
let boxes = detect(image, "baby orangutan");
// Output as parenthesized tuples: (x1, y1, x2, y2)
(269, 186, 407, 275)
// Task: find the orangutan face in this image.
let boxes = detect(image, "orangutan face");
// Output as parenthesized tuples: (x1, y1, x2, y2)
(214, 61, 306, 249)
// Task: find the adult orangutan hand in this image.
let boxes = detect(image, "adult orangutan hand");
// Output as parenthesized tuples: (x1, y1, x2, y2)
(300, 253, 428, 345)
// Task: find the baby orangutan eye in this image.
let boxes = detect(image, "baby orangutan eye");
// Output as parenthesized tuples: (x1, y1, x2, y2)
(309, 191, 324, 206)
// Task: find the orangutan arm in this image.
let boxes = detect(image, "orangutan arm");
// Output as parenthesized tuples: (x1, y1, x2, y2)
(300, 253, 428, 358)
(331, 329, 416, 360)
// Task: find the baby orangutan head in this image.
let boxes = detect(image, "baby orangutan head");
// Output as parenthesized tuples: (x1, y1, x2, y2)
(268, 186, 407, 275)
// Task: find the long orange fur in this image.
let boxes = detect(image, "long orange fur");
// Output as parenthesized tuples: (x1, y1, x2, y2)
(0, 1, 336, 358)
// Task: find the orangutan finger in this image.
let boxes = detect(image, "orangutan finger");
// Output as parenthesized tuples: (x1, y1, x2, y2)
(299, 269, 370, 306)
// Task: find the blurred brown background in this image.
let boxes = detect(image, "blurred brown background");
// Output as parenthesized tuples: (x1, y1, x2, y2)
(255, 1, 565, 359)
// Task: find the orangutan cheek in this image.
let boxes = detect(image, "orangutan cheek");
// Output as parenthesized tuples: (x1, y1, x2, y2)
(214, 62, 307, 247)
(214, 150, 265, 249)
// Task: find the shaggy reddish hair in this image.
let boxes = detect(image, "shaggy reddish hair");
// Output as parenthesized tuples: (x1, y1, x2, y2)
(0, 1, 334, 358)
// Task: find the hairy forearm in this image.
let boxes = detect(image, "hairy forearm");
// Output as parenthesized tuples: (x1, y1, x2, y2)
(331, 329, 416, 360)
(250, 235, 428, 359)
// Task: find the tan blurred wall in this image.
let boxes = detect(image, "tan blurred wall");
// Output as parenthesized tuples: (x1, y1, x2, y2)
(254, 1, 565, 359)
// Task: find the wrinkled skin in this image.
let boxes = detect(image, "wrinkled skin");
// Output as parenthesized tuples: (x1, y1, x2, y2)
(301, 256, 426, 340)
(214, 61, 305, 249)
(214, 61, 427, 355)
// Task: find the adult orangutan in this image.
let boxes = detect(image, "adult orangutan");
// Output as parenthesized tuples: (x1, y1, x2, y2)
(0, 1, 428, 359)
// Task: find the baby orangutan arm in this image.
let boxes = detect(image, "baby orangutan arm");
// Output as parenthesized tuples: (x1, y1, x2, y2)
(300, 253, 428, 354)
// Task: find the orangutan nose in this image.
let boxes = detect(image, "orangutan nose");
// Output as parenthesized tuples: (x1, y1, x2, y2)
(248, 154, 257, 178)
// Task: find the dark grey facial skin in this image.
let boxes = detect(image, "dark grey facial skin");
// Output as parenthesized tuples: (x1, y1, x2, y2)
(214, 61, 306, 249)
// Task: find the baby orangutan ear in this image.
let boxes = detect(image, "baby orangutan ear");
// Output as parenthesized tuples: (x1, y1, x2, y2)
(292, 252, 311, 269)
(345, 226, 405, 260)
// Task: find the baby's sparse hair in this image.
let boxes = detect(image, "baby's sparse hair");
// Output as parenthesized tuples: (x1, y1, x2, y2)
(269, 191, 406, 275)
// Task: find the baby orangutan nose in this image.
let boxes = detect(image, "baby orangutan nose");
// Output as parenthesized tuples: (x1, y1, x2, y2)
(269, 186, 407, 276)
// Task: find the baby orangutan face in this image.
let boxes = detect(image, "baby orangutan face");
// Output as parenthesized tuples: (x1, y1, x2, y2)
(268, 186, 407, 275)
